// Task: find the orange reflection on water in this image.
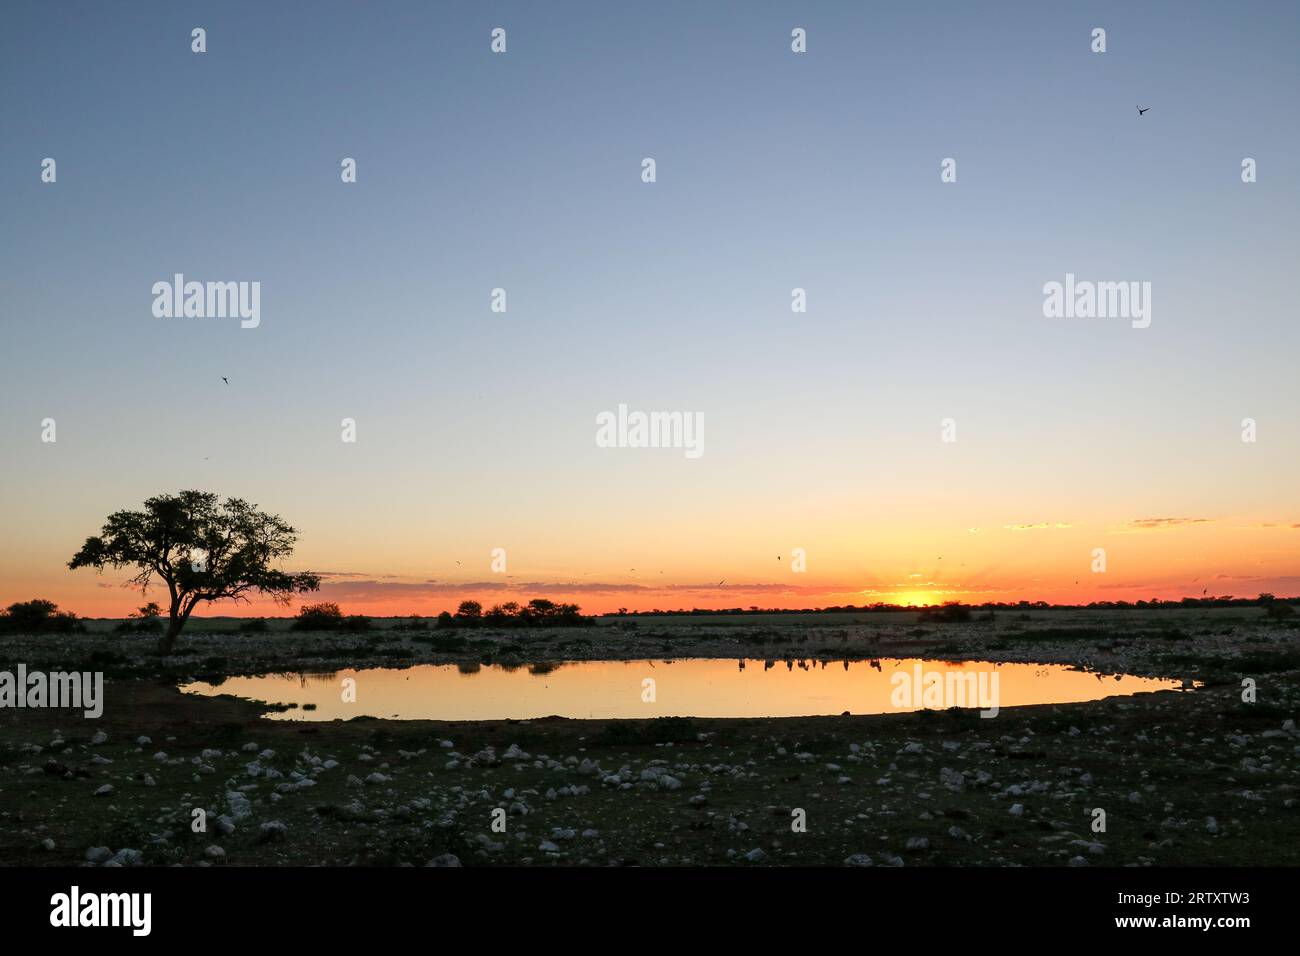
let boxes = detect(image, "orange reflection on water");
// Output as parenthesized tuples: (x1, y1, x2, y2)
(180, 657, 1192, 721)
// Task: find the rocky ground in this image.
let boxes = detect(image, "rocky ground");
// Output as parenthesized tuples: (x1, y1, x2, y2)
(1, 608, 1297, 866)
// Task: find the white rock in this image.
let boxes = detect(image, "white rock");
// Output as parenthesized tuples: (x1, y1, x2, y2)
(258, 821, 288, 842)
(226, 791, 253, 820)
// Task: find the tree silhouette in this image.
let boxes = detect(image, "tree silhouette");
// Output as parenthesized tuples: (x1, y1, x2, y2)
(68, 490, 320, 653)
(0, 599, 82, 634)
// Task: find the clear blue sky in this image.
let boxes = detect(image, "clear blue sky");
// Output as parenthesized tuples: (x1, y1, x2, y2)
(2, 1, 1298, 614)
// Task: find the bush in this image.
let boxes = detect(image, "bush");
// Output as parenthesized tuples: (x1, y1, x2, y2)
(292, 602, 345, 631)
(115, 602, 163, 634)
(114, 617, 162, 634)
(238, 618, 270, 633)
(340, 615, 372, 633)
(415, 633, 467, 652)
(918, 603, 972, 624)
(1264, 602, 1295, 620)
(447, 599, 595, 629)
(454, 600, 482, 623)
(0, 599, 83, 634)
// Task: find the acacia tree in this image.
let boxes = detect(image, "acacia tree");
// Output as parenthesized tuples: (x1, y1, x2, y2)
(69, 490, 320, 653)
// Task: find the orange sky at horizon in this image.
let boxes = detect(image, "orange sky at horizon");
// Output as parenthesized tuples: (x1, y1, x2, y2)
(6, 509, 1299, 618)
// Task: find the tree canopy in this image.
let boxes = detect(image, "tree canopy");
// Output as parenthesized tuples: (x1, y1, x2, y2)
(68, 490, 319, 653)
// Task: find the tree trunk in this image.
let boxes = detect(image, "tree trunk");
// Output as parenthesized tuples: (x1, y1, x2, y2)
(158, 613, 183, 655)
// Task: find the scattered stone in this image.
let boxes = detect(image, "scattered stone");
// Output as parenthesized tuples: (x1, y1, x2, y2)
(258, 821, 288, 843)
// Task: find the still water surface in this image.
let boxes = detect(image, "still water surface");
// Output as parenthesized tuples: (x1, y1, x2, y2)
(180, 657, 1191, 721)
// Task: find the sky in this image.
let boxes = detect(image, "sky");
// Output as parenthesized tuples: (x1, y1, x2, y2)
(2, 1, 1298, 617)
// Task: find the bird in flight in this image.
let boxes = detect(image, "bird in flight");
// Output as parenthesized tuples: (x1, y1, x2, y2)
(221, 376, 229, 385)
(1137, 106, 1150, 115)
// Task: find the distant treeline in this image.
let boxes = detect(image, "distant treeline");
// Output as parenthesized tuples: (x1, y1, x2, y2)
(0, 597, 598, 634)
(601, 594, 1300, 617)
(3, 594, 1295, 634)
(285, 599, 596, 632)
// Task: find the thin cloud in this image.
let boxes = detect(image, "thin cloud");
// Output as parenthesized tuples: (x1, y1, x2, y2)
(1114, 517, 1213, 532)
(1003, 522, 1072, 531)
